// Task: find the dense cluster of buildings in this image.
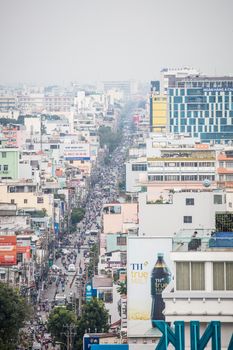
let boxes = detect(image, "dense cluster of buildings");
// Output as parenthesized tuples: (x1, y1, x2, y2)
(0, 70, 233, 350)
(92, 69, 233, 349)
(0, 83, 126, 304)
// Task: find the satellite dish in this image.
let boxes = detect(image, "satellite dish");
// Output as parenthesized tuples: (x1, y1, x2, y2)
(203, 179, 211, 188)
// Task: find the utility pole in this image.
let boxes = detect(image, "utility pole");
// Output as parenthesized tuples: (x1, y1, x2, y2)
(63, 324, 77, 350)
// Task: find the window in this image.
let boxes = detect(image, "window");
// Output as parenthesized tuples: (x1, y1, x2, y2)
(213, 262, 233, 290)
(176, 262, 205, 291)
(117, 236, 127, 246)
(11, 199, 15, 204)
(104, 291, 113, 303)
(216, 213, 233, 232)
(2, 152, 6, 158)
(99, 290, 113, 303)
(37, 197, 44, 204)
(109, 205, 121, 214)
(24, 199, 28, 204)
(132, 164, 147, 171)
(191, 262, 205, 290)
(3, 165, 8, 171)
(186, 198, 194, 206)
(184, 216, 192, 223)
(176, 262, 190, 290)
(214, 194, 222, 204)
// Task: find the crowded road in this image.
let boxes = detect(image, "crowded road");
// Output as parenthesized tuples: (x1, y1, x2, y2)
(25, 108, 134, 349)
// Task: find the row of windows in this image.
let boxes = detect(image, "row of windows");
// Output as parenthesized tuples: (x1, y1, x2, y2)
(148, 175, 215, 181)
(149, 162, 215, 168)
(170, 110, 233, 119)
(132, 164, 147, 171)
(171, 126, 233, 136)
(172, 96, 233, 103)
(176, 262, 233, 291)
(10, 197, 44, 204)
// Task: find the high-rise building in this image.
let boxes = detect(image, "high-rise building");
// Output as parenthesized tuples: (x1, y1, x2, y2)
(160, 66, 200, 95)
(102, 81, 132, 100)
(168, 76, 233, 143)
(149, 94, 167, 132)
(0, 96, 17, 111)
(149, 68, 200, 133)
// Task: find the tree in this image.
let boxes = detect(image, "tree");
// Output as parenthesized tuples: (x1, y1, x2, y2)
(87, 244, 99, 278)
(116, 281, 127, 296)
(47, 307, 77, 348)
(71, 207, 85, 225)
(98, 126, 122, 153)
(0, 282, 32, 350)
(78, 298, 109, 335)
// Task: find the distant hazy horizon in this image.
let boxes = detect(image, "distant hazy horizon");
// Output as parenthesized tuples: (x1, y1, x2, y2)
(0, 0, 232, 85)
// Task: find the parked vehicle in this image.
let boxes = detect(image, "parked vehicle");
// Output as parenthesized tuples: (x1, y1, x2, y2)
(68, 264, 76, 272)
(54, 294, 67, 307)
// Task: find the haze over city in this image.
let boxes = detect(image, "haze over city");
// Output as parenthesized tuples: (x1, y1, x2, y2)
(0, 0, 233, 85)
(0, 1, 233, 350)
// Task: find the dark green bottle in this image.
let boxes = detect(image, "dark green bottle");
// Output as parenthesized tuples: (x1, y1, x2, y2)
(151, 253, 171, 326)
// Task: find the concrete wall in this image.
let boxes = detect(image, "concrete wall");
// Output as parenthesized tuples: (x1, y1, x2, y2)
(103, 203, 138, 234)
(0, 185, 54, 217)
(139, 191, 226, 236)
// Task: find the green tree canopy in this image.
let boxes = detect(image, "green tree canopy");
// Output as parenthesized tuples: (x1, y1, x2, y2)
(116, 281, 127, 296)
(71, 207, 85, 225)
(98, 126, 122, 153)
(78, 298, 109, 335)
(0, 282, 31, 350)
(87, 244, 99, 278)
(47, 307, 77, 348)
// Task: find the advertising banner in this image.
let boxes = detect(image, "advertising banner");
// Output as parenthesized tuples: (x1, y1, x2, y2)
(64, 143, 90, 161)
(0, 236, 17, 266)
(16, 246, 31, 260)
(127, 236, 173, 337)
(85, 283, 93, 302)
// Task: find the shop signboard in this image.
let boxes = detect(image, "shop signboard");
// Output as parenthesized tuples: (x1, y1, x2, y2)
(64, 143, 90, 161)
(0, 236, 17, 266)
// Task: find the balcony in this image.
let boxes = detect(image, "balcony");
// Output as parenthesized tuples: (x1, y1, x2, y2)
(173, 229, 233, 252)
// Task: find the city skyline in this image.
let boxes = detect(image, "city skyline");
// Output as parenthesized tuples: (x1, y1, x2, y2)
(0, 0, 233, 85)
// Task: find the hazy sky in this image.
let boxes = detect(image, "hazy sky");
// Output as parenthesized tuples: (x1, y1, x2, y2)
(0, 0, 233, 85)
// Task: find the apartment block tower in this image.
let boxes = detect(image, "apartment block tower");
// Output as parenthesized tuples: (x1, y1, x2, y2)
(168, 76, 233, 143)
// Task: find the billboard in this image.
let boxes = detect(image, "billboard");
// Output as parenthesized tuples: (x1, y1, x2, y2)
(64, 143, 90, 161)
(0, 236, 17, 266)
(127, 236, 173, 337)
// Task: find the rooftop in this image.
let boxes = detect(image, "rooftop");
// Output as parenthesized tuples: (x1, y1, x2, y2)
(173, 229, 233, 252)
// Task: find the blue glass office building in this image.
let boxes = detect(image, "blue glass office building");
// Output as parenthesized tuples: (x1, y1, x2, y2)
(168, 77, 233, 143)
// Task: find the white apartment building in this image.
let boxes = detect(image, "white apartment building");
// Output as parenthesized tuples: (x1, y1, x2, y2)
(163, 230, 233, 350)
(139, 189, 227, 237)
(160, 66, 200, 94)
(125, 159, 147, 193)
(126, 134, 217, 193)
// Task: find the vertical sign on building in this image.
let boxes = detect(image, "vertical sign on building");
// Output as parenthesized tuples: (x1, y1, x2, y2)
(127, 236, 173, 337)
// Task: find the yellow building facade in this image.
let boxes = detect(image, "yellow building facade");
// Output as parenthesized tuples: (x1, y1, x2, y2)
(0, 183, 54, 218)
(150, 95, 167, 132)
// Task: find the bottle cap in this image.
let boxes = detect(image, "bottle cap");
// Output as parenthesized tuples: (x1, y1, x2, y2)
(158, 253, 164, 258)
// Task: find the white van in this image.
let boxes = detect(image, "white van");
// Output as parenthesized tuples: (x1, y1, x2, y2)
(54, 294, 67, 307)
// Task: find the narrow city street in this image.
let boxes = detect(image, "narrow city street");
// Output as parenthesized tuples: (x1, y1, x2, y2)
(28, 106, 134, 349)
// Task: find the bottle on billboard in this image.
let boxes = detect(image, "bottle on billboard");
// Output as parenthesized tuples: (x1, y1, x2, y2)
(151, 252, 171, 326)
